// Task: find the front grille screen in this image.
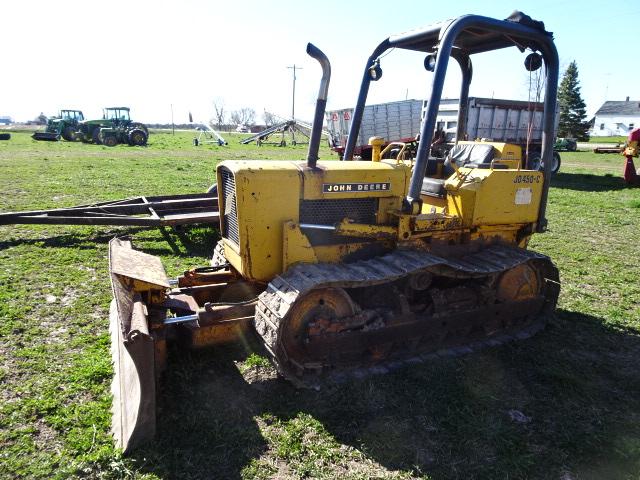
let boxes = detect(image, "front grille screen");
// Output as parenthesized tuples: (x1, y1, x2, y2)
(299, 198, 378, 225)
(219, 167, 239, 245)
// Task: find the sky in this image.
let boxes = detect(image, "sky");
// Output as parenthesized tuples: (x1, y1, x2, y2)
(2, 0, 638, 124)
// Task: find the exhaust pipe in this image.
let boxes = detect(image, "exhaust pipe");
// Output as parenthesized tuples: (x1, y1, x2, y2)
(306, 43, 331, 168)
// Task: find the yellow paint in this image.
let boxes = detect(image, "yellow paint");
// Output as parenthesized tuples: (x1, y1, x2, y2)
(335, 220, 397, 239)
(302, 160, 410, 200)
(420, 195, 447, 212)
(217, 160, 409, 282)
(216, 145, 543, 283)
(445, 167, 542, 227)
(283, 221, 318, 270)
(624, 140, 638, 157)
(369, 136, 385, 162)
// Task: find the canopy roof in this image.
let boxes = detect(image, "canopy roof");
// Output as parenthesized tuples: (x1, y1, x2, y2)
(386, 11, 552, 56)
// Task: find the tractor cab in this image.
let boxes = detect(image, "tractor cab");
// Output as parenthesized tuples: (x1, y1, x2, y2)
(60, 110, 84, 122)
(104, 107, 131, 124)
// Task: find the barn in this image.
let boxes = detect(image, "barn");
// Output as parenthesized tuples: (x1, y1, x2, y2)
(591, 98, 640, 137)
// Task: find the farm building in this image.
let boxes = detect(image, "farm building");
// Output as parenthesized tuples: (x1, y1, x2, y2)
(591, 98, 640, 137)
(0, 116, 12, 125)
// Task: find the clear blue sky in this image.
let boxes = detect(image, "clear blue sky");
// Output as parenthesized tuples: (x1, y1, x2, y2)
(3, 0, 638, 124)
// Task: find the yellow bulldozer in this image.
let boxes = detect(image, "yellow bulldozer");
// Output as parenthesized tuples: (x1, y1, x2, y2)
(109, 11, 561, 452)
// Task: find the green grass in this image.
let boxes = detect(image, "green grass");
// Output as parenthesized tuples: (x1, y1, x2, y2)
(587, 136, 627, 144)
(1, 133, 640, 479)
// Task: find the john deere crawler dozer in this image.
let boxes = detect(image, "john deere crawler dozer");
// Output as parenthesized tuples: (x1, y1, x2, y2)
(109, 11, 561, 452)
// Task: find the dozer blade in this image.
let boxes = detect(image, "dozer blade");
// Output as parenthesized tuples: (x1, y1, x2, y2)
(32, 132, 61, 141)
(108, 238, 170, 453)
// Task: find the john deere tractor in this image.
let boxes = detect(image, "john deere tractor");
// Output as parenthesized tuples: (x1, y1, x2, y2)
(32, 109, 85, 141)
(77, 107, 149, 146)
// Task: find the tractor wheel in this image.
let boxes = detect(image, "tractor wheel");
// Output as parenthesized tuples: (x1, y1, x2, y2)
(529, 151, 561, 174)
(92, 128, 102, 145)
(130, 123, 149, 136)
(103, 135, 118, 147)
(527, 151, 542, 170)
(551, 152, 562, 174)
(61, 126, 77, 141)
(128, 128, 148, 146)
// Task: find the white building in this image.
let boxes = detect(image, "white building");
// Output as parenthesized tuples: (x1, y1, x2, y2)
(591, 98, 640, 137)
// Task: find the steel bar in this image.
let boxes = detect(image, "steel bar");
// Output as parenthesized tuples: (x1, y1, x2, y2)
(0, 193, 219, 227)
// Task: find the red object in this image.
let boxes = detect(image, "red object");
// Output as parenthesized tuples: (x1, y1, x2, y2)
(623, 155, 639, 185)
(623, 127, 640, 185)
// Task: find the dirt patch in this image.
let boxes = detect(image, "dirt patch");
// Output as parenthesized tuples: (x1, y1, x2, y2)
(32, 418, 64, 454)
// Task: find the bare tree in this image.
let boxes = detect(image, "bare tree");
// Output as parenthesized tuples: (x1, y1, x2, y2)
(263, 110, 277, 127)
(212, 100, 226, 129)
(230, 108, 256, 126)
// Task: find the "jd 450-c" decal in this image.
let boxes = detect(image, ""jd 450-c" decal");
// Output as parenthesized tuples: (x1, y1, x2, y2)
(513, 174, 540, 184)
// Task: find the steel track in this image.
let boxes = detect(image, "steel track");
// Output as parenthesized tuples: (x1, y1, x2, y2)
(254, 244, 560, 387)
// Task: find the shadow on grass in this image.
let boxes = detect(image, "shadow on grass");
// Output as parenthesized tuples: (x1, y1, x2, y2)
(130, 309, 640, 479)
(551, 172, 627, 192)
(0, 227, 144, 250)
(0, 225, 218, 258)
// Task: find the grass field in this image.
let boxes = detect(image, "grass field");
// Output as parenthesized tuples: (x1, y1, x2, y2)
(1, 131, 640, 479)
(587, 136, 627, 144)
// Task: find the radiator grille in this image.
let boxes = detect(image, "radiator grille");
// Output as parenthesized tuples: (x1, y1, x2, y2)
(299, 198, 378, 225)
(219, 167, 239, 245)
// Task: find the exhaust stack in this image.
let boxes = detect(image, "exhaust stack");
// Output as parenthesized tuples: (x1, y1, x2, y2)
(306, 43, 331, 168)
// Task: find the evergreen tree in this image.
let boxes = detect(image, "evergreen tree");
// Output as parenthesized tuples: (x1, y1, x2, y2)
(557, 61, 590, 140)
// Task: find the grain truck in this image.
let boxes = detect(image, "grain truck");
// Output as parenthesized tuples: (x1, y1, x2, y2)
(432, 97, 561, 173)
(328, 97, 561, 173)
(326, 99, 423, 159)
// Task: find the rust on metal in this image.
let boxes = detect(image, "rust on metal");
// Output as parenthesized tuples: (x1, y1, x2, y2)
(109, 299, 156, 453)
(179, 317, 254, 348)
(108, 238, 166, 452)
(0, 193, 219, 227)
(110, 238, 170, 291)
(254, 244, 560, 386)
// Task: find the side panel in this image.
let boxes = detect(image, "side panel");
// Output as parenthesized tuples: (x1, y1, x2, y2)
(446, 168, 543, 227)
(217, 161, 410, 283)
(218, 163, 302, 282)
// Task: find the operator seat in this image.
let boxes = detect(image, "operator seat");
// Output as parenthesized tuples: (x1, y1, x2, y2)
(421, 143, 495, 198)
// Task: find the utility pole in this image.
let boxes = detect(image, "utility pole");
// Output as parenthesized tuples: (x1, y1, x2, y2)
(170, 104, 175, 135)
(287, 64, 302, 120)
(287, 64, 302, 145)
(603, 72, 612, 102)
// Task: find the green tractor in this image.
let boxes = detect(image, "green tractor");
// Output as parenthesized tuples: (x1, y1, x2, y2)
(77, 107, 149, 146)
(554, 137, 577, 152)
(32, 109, 85, 141)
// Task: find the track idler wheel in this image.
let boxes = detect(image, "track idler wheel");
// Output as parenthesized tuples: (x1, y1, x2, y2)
(280, 287, 357, 376)
(495, 262, 540, 302)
